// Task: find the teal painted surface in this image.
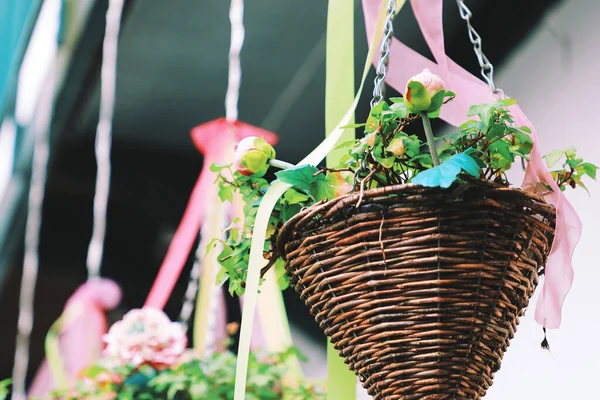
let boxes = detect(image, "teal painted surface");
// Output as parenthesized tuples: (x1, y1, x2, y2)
(0, 0, 35, 113)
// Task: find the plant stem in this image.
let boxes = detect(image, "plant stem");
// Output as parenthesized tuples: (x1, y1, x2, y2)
(269, 159, 295, 170)
(421, 113, 440, 166)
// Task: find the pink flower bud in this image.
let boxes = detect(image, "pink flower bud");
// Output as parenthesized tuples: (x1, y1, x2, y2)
(234, 136, 276, 177)
(404, 69, 446, 113)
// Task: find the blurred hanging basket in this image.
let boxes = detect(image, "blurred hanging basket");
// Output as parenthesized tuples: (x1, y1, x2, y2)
(277, 179, 555, 399)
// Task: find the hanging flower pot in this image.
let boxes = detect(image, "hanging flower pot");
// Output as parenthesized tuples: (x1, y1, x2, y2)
(210, 68, 596, 399)
(276, 180, 554, 399)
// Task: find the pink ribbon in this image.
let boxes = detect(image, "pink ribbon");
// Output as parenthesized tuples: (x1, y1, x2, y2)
(28, 278, 122, 396)
(362, 0, 581, 328)
(144, 118, 278, 310)
(144, 119, 278, 349)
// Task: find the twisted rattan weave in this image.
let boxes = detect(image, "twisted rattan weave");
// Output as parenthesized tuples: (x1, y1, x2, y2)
(277, 180, 555, 399)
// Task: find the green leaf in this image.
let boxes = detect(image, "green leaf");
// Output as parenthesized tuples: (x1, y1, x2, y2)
(489, 140, 514, 162)
(389, 97, 404, 103)
(404, 80, 431, 113)
(412, 153, 481, 188)
(403, 136, 422, 157)
(573, 175, 591, 195)
(339, 123, 366, 129)
(459, 119, 478, 131)
(311, 178, 336, 201)
(514, 131, 533, 154)
(486, 124, 506, 140)
(217, 184, 233, 202)
(566, 157, 583, 169)
(369, 101, 388, 117)
(209, 162, 232, 173)
(389, 102, 408, 119)
(543, 150, 564, 168)
(565, 146, 577, 158)
(426, 108, 441, 119)
(379, 156, 395, 169)
(275, 164, 319, 194)
(428, 90, 446, 113)
(0, 379, 11, 400)
(580, 162, 598, 179)
(282, 188, 311, 205)
(519, 125, 532, 133)
(499, 98, 517, 106)
(409, 153, 432, 165)
(467, 103, 494, 127)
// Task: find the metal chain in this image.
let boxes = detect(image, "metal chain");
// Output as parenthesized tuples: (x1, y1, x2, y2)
(86, 0, 124, 280)
(456, 0, 503, 95)
(370, 0, 397, 108)
(355, 0, 397, 195)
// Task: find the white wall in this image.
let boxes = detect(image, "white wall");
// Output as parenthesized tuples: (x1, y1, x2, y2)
(487, 0, 600, 398)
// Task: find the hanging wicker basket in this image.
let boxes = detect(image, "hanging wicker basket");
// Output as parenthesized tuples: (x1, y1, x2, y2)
(277, 179, 555, 399)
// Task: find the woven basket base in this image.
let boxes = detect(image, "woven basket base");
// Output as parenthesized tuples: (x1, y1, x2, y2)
(278, 182, 555, 399)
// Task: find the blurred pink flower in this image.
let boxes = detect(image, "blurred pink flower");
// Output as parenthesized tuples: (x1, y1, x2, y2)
(103, 308, 187, 369)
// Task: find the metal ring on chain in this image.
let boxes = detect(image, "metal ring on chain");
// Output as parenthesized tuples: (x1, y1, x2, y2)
(456, 0, 503, 95)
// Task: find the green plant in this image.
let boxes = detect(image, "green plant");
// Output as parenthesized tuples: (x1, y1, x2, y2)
(211, 74, 597, 295)
(24, 348, 322, 400)
(544, 146, 597, 193)
(0, 379, 11, 400)
(209, 163, 338, 295)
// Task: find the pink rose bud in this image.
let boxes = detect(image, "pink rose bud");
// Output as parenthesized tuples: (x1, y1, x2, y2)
(404, 68, 446, 113)
(385, 138, 405, 157)
(234, 136, 276, 177)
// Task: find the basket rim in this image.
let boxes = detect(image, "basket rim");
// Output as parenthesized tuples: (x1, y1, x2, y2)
(276, 180, 556, 259)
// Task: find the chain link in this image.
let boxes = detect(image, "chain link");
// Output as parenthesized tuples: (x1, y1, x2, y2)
(355, 0, 397, 191)
(456, 0, 503, 95)
(370, 0, 397, 108)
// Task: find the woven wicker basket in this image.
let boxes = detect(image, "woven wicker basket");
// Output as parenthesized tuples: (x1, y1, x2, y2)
(277, 180, 555, 399)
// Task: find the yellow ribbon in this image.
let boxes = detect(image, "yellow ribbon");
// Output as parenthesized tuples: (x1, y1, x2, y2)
(45, 302, 84, 391)
(325, 0, 356, 398)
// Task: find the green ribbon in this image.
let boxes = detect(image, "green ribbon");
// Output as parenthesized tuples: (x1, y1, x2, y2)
(325, 0, 356, 398)
(232, 1, 405, 398)
(45, 302, 84, 391)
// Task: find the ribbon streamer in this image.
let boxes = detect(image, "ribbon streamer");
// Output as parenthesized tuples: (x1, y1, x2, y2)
(27, 1, 126, 396)
(145, 119, 277, 310)
(362, 0, 581, 329)
(232, 1, 402, 398)
(325, 0, 357, 398)
(27, 279, 122, 397)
